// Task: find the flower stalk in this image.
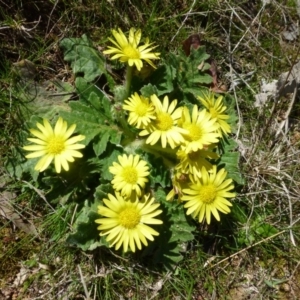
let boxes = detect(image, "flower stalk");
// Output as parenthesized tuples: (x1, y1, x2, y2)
(124, 65, 133, 100)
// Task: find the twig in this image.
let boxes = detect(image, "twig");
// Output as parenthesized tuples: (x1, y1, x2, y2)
(208, 213, 300, 270)
(207, 229, 286, 269)
(22, 180, 56, 213)
(70, 203, 78, 226)
(78, 264, 91, 300)
(249, 45, 300, 162)
(45, 0, 59, 38)
(222, 10, 242, 138)
(281, 181, 296, 247)
(275, 85, 298, 137)
(225, 1, 274, 59)
(170, 0, 197, 43)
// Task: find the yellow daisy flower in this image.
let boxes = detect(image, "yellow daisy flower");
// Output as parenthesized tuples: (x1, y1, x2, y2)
(182, 166, 236, 224)
(123, 92, 156, 128)
(23, 117, 85, 173)
(95, 192, 163, 253)
(109, 154, 149, 197)
(180, 105, 220, 153)
(103, 28, 160, 71)
(139, 95, 187, 149)
(176, 147, 219, 181)
(198, 92, 231, 136)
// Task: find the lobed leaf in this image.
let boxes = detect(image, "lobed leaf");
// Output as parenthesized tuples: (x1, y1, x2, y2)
(217, 138, 244, 185)
(141, 188, 195, 268)
(66, 199, 108, 251)
(60, 35, 115, 89)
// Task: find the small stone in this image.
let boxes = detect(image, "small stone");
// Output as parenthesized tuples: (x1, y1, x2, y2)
(280, 283, 290, 292)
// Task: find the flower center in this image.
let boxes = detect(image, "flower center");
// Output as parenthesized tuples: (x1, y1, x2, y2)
(47, 137, 65, 155)
(155, 112, 173, 131)
(123, 45, 140, 59)
(188, 150, 202, 161)
(198, 184, 217, 204)
(209, 108, 218, 118)
(122, 166, 138, 184)
(119, 207, 141, 229)
(185, 124, 203, 141)
(135, 102, 149, 116)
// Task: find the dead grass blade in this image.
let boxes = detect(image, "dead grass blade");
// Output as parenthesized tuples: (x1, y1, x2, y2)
(0, 191, 38, 236)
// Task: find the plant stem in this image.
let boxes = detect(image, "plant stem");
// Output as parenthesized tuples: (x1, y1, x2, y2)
(124, 65, 133, 99)
(124, 139, 177, 168)
(116, 107, 135, 139)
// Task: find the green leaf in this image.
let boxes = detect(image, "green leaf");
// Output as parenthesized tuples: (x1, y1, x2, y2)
(59, 80, 122, 155)
(166, 47, 213, 98)
(6, 155, 39, 182)
(140, 84, 158, 98)
(230, 202, 248, 224)
(93, 131, 110, 156)
(114, 85, 128, 103)
(66, 199, 108, 251)
(100, 148, 123, 181)
(60, 35, 115, 89)
(59, 103, 115, 146)
(141, 188, 195, 268)
(75, 77, 113, 119)
(182, 87, 209, 98)
(236, 214, 278, 247)
(149, 65, 175, 96)
(217, 138, 244, 185)
(94, 183, 114, 199)
(189, 46, 210, 63)
(143, 154, 172, 188)
(188, 74, 213, 85)
(41, 157, 101, 204)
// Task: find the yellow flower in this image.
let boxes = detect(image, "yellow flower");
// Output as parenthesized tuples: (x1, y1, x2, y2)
(179, 105, 220, 153)
(23, 117, 85, 173)
(198, 92, 231, 136)
(182, 166, 235, 224)
(103, 28, 160, 71)
(109, 154, 149, 197)
(139, 95, 187, 149)
(95, 192, 163, 253)
(176, 147, 219, 181)
(123, 93, 156, 128)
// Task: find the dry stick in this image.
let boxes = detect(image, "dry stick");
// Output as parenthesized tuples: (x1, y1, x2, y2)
(70, 203, 78, 226)
(281, 181, 296, 247)
(22, 180, 56, 214)
(78, 264, 91, 300)
(22, 180, 75, 231)
(226, 10, 241, 139)
(170, 0, 196, 43)
(224, 0, 279, 60)
(228, 2, 266, 54)
(208, 212, 300, 270)
(224, 1, 268, 140)
(249, 45, 300, 162)
(289, 261, 300, 281)
(275, 85, 298, 137)
(207, 229, 286, 270)
(45, 0, 59, 38)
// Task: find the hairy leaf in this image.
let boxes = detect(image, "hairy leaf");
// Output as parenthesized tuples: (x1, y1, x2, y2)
(60, 79, 122, 154)
(140, 84, 158, 98)
(217, 138, 244, 185)
(142, 188, 195, 268)
(66, 199, 108, 251)
(149, 65, 175, 96)
(60, 35, 115, 88)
